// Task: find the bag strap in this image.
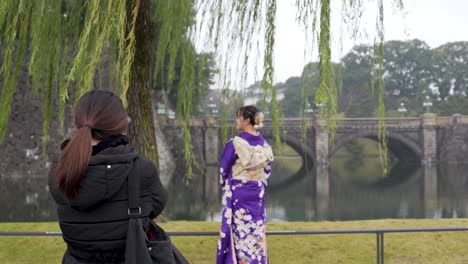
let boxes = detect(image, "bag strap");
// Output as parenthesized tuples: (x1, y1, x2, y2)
(127, 157, 142, 218)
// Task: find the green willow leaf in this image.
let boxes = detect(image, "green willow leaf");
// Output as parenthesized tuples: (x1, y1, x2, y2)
(0, 0, 32, 141)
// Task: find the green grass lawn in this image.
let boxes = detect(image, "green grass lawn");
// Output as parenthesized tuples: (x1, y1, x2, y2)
(2, 219, 468, 263)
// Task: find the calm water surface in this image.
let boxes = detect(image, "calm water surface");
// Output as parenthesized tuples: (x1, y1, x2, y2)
(1, 144, 467, 222)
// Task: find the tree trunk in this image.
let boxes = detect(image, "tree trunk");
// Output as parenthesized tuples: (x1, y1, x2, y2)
(126, 0, 159, 170)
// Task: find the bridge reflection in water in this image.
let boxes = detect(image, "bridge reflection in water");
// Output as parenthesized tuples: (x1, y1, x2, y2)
(265, 161, 464, 222)
(1, 155, 467, 222)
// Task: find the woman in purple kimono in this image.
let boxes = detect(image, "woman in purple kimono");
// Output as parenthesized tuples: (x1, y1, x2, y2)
(217, 106, 274, 264)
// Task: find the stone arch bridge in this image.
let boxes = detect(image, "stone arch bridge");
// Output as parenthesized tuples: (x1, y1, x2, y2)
(159, 113, 468, 168)
(158, 114, 468, 204)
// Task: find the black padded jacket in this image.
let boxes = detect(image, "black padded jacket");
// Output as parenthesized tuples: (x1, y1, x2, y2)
(49, 134, 167, 263)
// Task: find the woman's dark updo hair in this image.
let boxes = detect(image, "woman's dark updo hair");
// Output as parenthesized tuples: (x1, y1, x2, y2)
(237, 105, 264, 129)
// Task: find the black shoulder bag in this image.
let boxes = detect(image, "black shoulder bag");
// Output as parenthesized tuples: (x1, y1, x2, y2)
(125, 158, 189, 264)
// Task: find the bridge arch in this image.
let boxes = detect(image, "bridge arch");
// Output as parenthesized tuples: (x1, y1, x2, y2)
(260, 131, 316, 189)
(260, 132, 315, 165)
(329, 131, 423, 163)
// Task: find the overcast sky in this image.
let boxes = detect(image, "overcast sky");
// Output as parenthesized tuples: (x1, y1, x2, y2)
(273, 0, 468, 83)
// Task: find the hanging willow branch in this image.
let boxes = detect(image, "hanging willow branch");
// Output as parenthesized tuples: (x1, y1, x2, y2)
(66, 0, 101, 99)
(120, 0, 140, 107)
(376, 0, 389, 175)
(0, 0, 404, 180)
(0, 0, 145, 152)
(0, 0, 32, 142)
(316, 0, 337, 143)
(177, 42, 196, 181)
(57, 1, 83, 131)
(0, 0, 149, 161)
(0, 0, 205, 181)
(197, 0, 283, 152)
(262, 0, 282, 150)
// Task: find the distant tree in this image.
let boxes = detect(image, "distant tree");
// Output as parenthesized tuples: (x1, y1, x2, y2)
(340, 45, 374, 112)
(341, 40, 434, 114)
(278, 77, 303, 117)
(345, 95, 375, 117)
(382, 40, 433, 98)
(277, 39, 468, 117)
(435, 95, 468, 115)
(432, 42, 468, 100)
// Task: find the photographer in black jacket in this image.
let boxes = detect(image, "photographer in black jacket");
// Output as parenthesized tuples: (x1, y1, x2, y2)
(49, 90, 167, 263)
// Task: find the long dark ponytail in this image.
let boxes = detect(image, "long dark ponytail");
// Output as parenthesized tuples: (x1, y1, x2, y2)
(54, 91, 129, 199)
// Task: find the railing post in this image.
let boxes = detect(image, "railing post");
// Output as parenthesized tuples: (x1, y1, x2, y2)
(376, 232, 384, 264)
(376, 232, 380, 264)
(381, 232, 384, 264)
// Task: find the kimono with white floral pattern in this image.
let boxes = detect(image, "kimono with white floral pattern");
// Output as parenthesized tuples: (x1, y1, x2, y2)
(216, 132, 274, 264)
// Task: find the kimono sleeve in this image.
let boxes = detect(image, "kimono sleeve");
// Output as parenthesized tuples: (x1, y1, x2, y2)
(219, 139, 237, 183)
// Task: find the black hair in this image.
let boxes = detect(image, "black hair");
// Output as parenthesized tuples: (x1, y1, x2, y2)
(236, 105, 259, 126)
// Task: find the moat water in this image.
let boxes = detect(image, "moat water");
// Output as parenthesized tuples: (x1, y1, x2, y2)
(1, 140, 467, 222)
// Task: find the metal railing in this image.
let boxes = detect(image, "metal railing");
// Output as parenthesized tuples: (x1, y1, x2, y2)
(334, 117, 422, 129)
(1, 227, 468, 264)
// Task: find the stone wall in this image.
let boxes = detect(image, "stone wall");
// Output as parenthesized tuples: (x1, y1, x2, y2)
(0, 69, 74, 179)
(0, 75, 207, 190)
(437, 123, 468, 163)
(159, 118, 221, 219)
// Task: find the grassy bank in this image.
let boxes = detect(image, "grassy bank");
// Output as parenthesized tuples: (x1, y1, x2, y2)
(1, 219, 468, 263)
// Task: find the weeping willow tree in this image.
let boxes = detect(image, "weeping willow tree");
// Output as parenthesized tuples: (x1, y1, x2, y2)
(0, 0, 403, 178)
(0, 0, 198, 172)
